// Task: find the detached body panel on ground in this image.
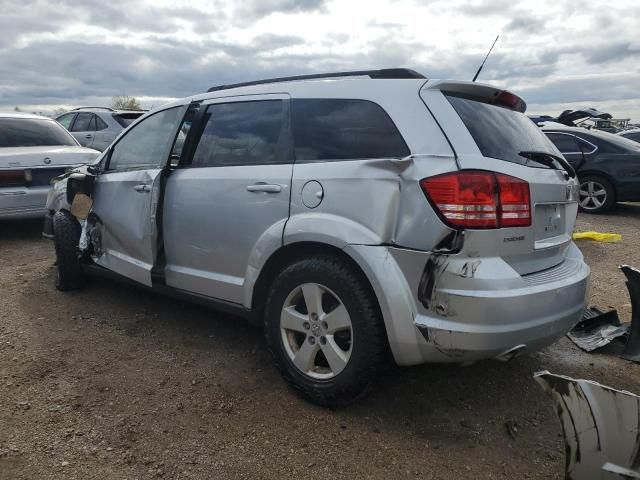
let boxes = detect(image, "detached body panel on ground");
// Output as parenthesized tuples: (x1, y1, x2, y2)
(47, 71, 590, 404)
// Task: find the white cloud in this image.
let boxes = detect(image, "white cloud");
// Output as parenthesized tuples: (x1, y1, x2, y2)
(0, 0, 638, 121)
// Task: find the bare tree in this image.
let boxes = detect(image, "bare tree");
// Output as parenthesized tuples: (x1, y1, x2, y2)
(111, 95, 142, 110)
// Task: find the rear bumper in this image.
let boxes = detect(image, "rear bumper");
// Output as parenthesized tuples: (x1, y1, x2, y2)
(0, 186, 49, 219)
(345, 242, 590, 366)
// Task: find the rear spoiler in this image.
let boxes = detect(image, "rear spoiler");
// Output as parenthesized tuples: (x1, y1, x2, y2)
(426, 80, 527, 113)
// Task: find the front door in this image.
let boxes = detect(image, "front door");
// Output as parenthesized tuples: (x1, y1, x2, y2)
(162, 95, 293, 304)
(90, 105, 187, 286)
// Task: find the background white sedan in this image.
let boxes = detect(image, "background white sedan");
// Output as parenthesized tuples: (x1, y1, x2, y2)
(0, 113, 99, 219)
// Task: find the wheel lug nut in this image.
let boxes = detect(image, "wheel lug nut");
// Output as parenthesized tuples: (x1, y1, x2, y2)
(321, 321, 328, 330)
(308, 336, 316, 345)
(310, 312, 318, 320)
(303, 322, 310, 330)
(319, 336, 326, 345)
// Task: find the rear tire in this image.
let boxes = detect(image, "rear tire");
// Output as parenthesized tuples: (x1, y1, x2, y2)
(53, 210, 84, 291)
(578, 175, 615, 214)
(264, 255, 386, 407)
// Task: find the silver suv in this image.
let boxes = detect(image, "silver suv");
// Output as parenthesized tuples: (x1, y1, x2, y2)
(56, 107, 145, 152)
(48, 69, 590, 406)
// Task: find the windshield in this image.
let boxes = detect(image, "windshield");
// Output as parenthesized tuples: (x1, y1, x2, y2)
(0, 118, 77, 147)
(113, 113, 143, 128)
(446, 94, 559, 166)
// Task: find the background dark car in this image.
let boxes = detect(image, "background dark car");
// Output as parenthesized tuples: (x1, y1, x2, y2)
(543, 126, 640, 213)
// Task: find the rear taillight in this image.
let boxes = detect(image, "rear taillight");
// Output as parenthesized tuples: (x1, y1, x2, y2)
(420, 170, 531, 229)
(0, 170, 26, 187)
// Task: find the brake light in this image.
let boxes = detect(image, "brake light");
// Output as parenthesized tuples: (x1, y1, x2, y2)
(495, 90, 523, 110)
(0, 170, 25, 187)
(420, 171, 531, 229)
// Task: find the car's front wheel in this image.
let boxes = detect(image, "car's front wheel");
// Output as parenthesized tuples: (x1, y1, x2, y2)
(264, 255, 386, 407)
(578, 175, 615, 214)
(52, 210, 85, 291)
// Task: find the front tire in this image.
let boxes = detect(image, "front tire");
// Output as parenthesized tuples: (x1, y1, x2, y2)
(578, 175, 615, 214)
(52, 210, 84, 291)
(264, 255, 386, 407)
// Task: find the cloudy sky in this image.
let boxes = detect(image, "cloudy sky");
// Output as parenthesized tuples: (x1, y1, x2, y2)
(1, 0, 638, 120)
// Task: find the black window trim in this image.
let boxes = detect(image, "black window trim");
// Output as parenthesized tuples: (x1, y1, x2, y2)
(103, 104, 189, 173)
(290, 97, 410, 163)
(546, 131, 598, 155)
(179, 97, 293, 169)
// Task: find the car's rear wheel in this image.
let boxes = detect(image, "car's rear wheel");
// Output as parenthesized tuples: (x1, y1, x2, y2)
(53, 210, 85, 291)
(264, 255, 386, 407)
(578, 175, 615, 214)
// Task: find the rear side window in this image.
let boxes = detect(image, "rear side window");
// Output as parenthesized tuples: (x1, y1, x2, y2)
(546, 133, 581, 154)
(57, 113, 76, 129)
(191, 100, 287, 167)
(291, 99, 409, 161)
(446, 94, 557, 166)
(95, 116, 109, 131)
(0, 118, 77, 147)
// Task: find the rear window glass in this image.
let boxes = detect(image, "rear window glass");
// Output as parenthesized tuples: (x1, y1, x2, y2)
(446, 94, 557, 165)
(113, 113, 143, 128)
(0, 118, 77, 147)
(291, 99, 409, 161)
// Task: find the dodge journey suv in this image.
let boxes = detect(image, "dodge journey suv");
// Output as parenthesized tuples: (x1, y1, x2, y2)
(47, 68, 590, 406)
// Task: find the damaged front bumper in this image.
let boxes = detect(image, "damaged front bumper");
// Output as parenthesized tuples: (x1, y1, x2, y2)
(345, 242, 589, 366)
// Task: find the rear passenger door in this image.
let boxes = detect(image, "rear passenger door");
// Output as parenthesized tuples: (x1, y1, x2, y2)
(286, 98, 411, 244)
(69, 112, 96, 149)
(162, 94, 293, 304)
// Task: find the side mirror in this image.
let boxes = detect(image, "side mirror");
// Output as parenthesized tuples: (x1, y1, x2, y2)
(66, 172, 96, 205)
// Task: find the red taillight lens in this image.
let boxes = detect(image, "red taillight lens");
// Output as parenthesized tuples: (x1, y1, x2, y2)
(496, 173, 531, 227)
(420, 171, 531, 229)
(0, 170, 26, 187)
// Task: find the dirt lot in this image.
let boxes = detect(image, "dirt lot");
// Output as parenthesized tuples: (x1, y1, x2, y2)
(1, 206, 640, 480)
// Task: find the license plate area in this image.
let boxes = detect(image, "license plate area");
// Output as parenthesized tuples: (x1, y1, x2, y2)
(534, 203, 569, 248)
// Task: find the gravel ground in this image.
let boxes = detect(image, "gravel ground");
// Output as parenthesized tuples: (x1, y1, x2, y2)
(1, 205, 640, 479)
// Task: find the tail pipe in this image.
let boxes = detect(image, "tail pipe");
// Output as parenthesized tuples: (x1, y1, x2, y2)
(621, 265, 640, 363)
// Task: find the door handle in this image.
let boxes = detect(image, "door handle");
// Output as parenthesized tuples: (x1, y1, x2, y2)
(246, 183, 282, 193)
(133, 184, 151, 193)
(84, 134, 93, 139)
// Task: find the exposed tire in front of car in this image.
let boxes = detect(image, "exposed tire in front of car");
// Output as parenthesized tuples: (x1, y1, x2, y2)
(52, 210, 84, 291)
(264, 255, 386, 408)
(578, 175, 615, 214)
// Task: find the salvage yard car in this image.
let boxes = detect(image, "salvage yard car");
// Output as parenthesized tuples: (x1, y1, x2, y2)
(46, 69, 590, 406)
(56, 107, 146, 152)
(0, 113, 100, 219)
(543, 124, 640, 213)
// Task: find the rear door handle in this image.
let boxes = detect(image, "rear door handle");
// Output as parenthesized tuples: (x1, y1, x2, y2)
(84, 134, 93, 139)
(246, 183, 282, 193)
(133, 184, 151, 193)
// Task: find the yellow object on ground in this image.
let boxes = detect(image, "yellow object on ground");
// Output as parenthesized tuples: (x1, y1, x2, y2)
(572, 231, 622, 243)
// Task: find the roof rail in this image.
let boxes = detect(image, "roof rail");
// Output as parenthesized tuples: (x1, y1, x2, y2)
(207, 68, 426, 93)
(71, 106, 116, 111)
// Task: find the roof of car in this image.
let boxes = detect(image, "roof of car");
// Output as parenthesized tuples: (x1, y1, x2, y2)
(70, 107, 146, 114)
(0, 112, 54, 120)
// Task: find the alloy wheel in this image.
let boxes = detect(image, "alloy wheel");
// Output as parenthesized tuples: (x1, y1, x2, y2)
(579, 180, 608, 211)
(280, 283, 353, 379)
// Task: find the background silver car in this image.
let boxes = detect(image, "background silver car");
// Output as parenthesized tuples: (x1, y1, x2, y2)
(48, 69, 590, 407)
(56, 107, 145, 152)
(0, 112, 99, 219)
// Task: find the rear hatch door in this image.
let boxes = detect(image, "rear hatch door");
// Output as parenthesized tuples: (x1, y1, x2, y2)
(420, 82, 579, 275)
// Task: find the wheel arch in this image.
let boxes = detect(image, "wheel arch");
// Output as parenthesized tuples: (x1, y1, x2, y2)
(248, 241, 384, 328)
